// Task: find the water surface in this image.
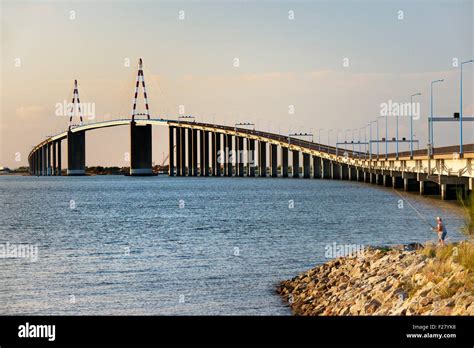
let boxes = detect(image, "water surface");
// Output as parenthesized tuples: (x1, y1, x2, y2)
(0, 176, 465, 315)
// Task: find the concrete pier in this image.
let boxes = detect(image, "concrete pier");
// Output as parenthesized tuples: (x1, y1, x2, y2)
(47, 143, 51, 176)
(236, 137, 244, 177)
(331, 161, 340, 180)
(341, 164, 349, 180)
(204, 131, 210, 176)
(383, 174, 391, 187)
(226, 134, 233, 176)
(322, 159, 331, 179)
(57, 140, 62, 175)
(211, 132, 217, 176)
(392, 176, 403, 189)
(67, 130, 86, 176)
(313, 156, 321, 178)
(248, 139, 256, 177)
(187, 128, 193, 176)
(180, 127, 186, 176)
(169, 127, 175, 176)
(176, 127, 181, 176)
(52, 141, 56, 175)
(130, 122, 152, 176)
(259, 141, 267, 177)
(292, 150, 299, 178)
(282, 147, 289, 178)
(215, 133, 222, 176)
(303, 153, 310, 178)
(349, 166, 357, 181)
(192, 129, 198, 176)
(271, 144, 278, 177)
(199, 130, 205, 176)
(404, 178, 418, 191)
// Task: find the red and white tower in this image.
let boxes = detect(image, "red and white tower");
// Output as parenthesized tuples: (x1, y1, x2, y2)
(131, 58, 150, 121)
(68, 79, 84, 130)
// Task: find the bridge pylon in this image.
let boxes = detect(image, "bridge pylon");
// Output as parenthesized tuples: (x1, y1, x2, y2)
(130, 58, 153, 176)
(67, 79, 86, 175)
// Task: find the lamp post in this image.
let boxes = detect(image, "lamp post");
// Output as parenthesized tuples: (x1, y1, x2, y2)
(430, 79, 444, 153)
(368, 121, 376, 161)
(376, 116, 384, 160)
(460, 60, 474, 156)
(396, 107, 399, 159)
(352, 129, 357, 156)
(318, 129, 324, 150)
(410, 92, 421, 158)
(327, 129, 333, 150)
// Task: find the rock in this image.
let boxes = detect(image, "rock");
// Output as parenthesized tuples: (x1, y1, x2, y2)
(277, 242, 473, 316)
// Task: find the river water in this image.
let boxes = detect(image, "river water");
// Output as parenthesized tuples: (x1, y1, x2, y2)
(0, 176, 466, 315)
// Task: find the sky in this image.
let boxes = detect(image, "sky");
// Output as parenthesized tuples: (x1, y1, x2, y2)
(1, 0, 473, 168)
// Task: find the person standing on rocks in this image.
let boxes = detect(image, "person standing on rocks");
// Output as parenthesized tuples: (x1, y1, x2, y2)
(432, 216, 447, 246)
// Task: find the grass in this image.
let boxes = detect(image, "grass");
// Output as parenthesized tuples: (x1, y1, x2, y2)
(458, 191, 473, 237)
(403, 193, 474, 301)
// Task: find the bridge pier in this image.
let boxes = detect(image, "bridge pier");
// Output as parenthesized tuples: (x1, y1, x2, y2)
(52, 141, 56, 176)
(176, 127, 181, 176)
(419, 180, 439, 195)
(404, 178, 418, 192)
(303, 153, 310, 178)
(46, 143, 52, 176)
(57, 140, 62, 175)
(192, 129, 198, 176)
(199, 130, 205, 176)
(349, 166, 357, 181)
(214, 133, 221, 176)
(282, 147, 289, 178)
(292, 150, 299, 178)
(383, 175, 391, 187)
(204, 131, 210, 176)
(211, 132, 216, 176)
(313, 156, 321, 178)
(226, 134, 233, 176)
(237, 137, 244, 177)
(377, 173, 383, 185)
(180, 128, 186, 176)
(42, 146, 47, 175)
(38, 149, 42, 175)
(130, 122, 152, 176)
(248, 139, 255, 177)
(259, 141, 267, 177)
(67, 130, 86, 176)
(369, 172, 375, 184)
(271, 144, 278, 177)
(322, 159, 331, 179)
(341, 164, 349, 180)
(392, 176, 403, 189)
(169, 127, 175, 176)
(331, 161, 340, 180)
(187, 128, 193, 176)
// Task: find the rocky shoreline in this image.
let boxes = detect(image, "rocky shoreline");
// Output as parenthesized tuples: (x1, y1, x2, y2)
(277, 243, 473, 315)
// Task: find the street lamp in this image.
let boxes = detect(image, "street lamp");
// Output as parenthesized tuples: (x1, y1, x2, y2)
(430, 79, 444, 154)
(359, 126, 366, 158)
(460, 59, 474, 156)
(376, 116, 385, 160)
(368, 121, 376, 161)
(327, 129, 333, 149)
(318, 129, 324, 150)
(336, 129, 342, 146)
(410, 92, 421, 158)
